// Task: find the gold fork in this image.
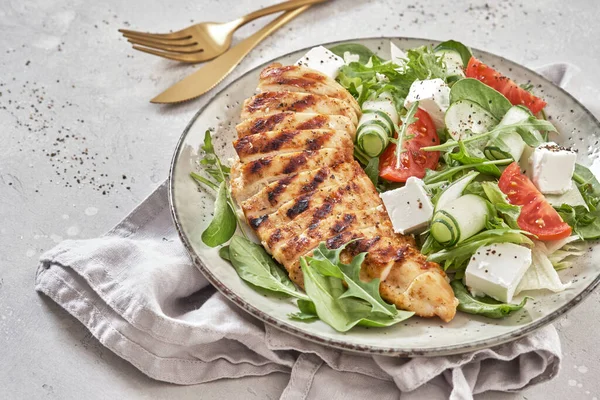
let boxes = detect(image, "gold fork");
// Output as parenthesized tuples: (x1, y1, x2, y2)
(119, 0, 328, 63)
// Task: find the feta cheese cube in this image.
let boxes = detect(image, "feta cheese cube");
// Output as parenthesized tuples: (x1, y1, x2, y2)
(379, 177, 434, 234)
(404, 79, 451, 129)
(465, 243, 532, 303)
(390, 42, 407, 65)
(296, 46, 345, 79)
(530, 142, 577, 195)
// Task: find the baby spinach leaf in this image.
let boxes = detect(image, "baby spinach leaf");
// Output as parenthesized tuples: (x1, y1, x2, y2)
(451, 280, 530, 318)
(201, 182, 237, 247)
(434, 40, 473, 66)
(219, 245, 231, 261)
(450, 78, 512, 120)
(573, 163, 600, 211)
(329, 43, 375, 64)
(364, 157, 380, 187)
(301, 258, 356, 331)
(229, 236, 308, 300)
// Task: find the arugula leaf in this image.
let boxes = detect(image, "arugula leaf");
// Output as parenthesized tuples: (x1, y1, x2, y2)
(423, 159, 511, 184)
(299, 242, 413, 332)
(556, 204, 600, 240)
(449, 141, 501, 177)
(228, 236, 308, 300)
(481, 182, 521, 229)
(201, 182, 237, 247)
(329, 43, 375, 64)
(434, 40, 473, 67)
(336, 45, 448, 110)
(427, 229, 533, 271)
(308, 242, 396, 316)
(364, 157, 380, 187)
(451, 280, 530, 318)
(394, 101, 420, 167)
(553, 164, 600, 239)
(464, 180, 486, 197)
(423, 117, 553, 153)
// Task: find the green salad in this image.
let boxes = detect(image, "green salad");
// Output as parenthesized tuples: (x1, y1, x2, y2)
(190, 40, 597, 332)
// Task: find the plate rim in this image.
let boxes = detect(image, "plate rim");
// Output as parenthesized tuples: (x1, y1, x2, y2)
(169, 36, 600, 356)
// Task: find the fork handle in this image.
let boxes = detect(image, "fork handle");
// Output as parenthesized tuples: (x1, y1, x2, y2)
(234, 0, 328, 27)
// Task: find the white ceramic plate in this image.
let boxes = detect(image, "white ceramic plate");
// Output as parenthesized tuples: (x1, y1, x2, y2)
(170, 37, 600, 356)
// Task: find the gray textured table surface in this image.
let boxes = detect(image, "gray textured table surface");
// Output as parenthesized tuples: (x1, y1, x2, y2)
(1, 0, 599, 398)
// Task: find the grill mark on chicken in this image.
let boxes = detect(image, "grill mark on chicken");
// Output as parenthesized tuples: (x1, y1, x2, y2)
(331, 214, 356, 233)
(296, 115, 328, 130)
(234, 129, 344, 162)
(242, 163, 358, 222)
(282, 152, 312, 174)
(249, 214, 269, 230)
(249, 158, 272, 174)
(286, 196, 310, 219)
(235, 130, 301, 155)
(257, 177, 377, 240)
(248, 112, 288, 135)
(266, 174, 296, 205)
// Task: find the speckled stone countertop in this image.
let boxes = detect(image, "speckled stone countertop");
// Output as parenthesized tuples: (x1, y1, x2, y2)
(1, 0, 599, 398)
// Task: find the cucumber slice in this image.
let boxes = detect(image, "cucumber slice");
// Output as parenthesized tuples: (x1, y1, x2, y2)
(499, 105, 532, 125)
(435, 50, 465, 78)
(356, 110, 394, 157)
(435, 170, 480, 211)
(445, 100, 498, 141)
(357, 125, 388, 157)
(485, 106, 530, 161)
(431, 194, 489, 245)
(363, 98, 399, 124)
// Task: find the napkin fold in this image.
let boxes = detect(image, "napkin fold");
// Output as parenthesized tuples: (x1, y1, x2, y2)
(36, 63, 577, 400)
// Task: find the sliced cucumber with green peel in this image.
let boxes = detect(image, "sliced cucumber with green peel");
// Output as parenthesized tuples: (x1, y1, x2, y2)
(434, 170, 480, 211)
(445, 100, 498, 141)
(484, 105, 531, 161)
(356, 110, 395, 157)
(431, 194, 490, 246)
(435, 50, 465, 78)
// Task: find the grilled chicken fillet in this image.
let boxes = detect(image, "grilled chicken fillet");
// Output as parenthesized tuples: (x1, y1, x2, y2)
(230, 63, 458, 322)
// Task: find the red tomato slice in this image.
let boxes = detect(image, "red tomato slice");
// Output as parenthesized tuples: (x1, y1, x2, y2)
(498, 163, 571, 241)
(465, 57, 547, 115)
(379, 108, 440, 182)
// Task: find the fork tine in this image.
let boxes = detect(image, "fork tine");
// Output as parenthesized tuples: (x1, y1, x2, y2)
(118, 28, 191, 41)
(126, 37, 201, 53)
(131, 45, 206, 63)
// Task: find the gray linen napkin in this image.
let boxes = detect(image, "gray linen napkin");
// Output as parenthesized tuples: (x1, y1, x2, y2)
(35, 63, 578, 400)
